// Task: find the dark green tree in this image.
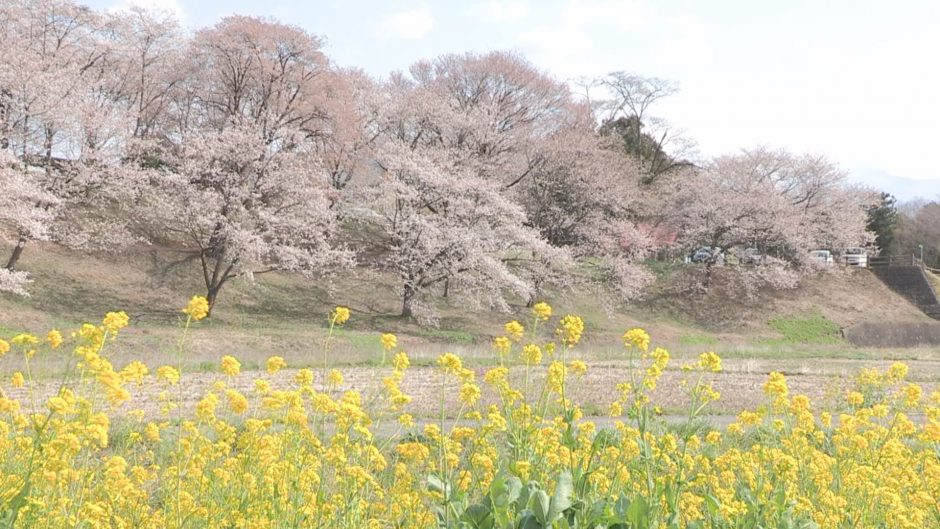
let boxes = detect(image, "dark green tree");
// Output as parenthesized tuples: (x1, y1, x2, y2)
(598, 115, 693, 184)
(866, 192, 898, 254)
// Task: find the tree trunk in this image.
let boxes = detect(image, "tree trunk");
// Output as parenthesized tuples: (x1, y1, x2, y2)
(206, 285, 220, 318)
(401, 284, 415, 318)
(442, 278, 449, 299)
(5, 237, 27, 270)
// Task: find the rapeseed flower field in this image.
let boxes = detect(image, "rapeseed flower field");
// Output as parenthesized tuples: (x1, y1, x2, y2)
(0, 298, 938, 528)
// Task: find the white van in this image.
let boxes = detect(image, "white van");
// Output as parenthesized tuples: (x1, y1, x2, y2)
(809, 250, 834, 266)
(842, 247, 868, 267)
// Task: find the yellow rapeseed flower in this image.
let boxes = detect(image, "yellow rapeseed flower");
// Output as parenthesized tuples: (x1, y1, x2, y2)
(266, 356, 287, 374)
(11, 333, 38, 346)
(532, 302, 552, 321)
(220, 355, 241, 377)
(47, 329, 63, 349)
(847, 391, 864, 407)
(764, 372, 789, 400)
(0, 338, 8, 357)
(392, 351, 410, 371)
(622, 328, 650, 352)
(437, 353, 463, 374)
(504, 321, 524, 342)
(182, 296, 210, 321)
(398, 413, 414, 427)
(47, 396, 70, 414)
(522, 344, 542, 365)
(547, 362, 566, 393)
(331, 306, 351, 325)
(102, 311, 130, 333)
(887, 361, 909, 382)
(493, 336, 511, 355)
(698, 351, 722, 372)
(156, 365, 180, 384)
(226, 389, 249, 414)
(460, 383, 481, 406)
(380, 333, 397, 351)
(327, 369, 344, 386)
(144, 422, 160, 442)
(295, 368, 314, 386)
(11, 372, 25, 388)
(569, 360, 588, 375)
(904, 383, 922, 406)
(556, 315, 584, 347)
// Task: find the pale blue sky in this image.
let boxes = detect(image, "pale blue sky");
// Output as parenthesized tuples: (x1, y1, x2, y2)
(91, 0, 940, 200)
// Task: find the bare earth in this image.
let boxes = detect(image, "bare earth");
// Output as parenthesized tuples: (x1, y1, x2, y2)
(6, 357, 939, 424)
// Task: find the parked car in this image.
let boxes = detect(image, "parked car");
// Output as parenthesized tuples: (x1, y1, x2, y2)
(809, 249, 834, 266)
(690, 246, 724, 264)
(842, 247, 868, 267)
(739, 247, 762, 265)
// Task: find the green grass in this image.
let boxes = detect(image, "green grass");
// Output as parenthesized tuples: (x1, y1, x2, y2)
(413, 328, 476, 344)
(643, 259, 683, 281)
(678, 333, 720, 346)
(765, 312, 843, 345)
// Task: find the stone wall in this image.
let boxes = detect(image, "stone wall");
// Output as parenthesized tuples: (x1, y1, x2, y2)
(843, 322, 940, 347)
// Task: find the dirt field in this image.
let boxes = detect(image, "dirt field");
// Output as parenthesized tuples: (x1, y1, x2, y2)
(6, 355, 939, 425)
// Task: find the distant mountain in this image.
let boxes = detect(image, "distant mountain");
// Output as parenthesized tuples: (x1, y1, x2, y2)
(849, 168, 940, 202)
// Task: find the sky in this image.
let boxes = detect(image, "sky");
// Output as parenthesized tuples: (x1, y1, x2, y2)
(90, 0, 940, 201)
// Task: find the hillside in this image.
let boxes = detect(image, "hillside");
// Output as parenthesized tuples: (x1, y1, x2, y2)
(641, 265, 931, 332)
(0, 241, 926, 348)
(0, 243, 934, 376)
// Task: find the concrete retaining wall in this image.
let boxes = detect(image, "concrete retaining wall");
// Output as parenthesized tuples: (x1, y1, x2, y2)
(844, 322, 940, 348)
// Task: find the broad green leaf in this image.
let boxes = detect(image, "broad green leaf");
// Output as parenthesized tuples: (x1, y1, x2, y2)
(491, 473, 523, 510)
(626, 496, 650, 529)
(547, 470, 575, 523)
(517, 512, 543, 529)
(461, 503, 495, 529)
(530, 490, 551, 524)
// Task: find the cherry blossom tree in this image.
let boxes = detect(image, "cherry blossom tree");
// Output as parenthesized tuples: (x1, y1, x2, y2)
(107, 5, 183, 139)
(516, 128, 655, 302)
(400, 51, 579, 189)
(0, 152, 55, 295)
(665, 148, 876, 291)
(368, 141, 554, 317)
(0, 0, 140, 288)
(361, 53, 583, 317)
(135, 16, 353, 313)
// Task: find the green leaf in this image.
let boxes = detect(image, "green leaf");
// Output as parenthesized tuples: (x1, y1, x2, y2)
(530, 490, 551, 524)
(614, 496, 632, 519)
(704, 493, 720, 519)
(490, 473, 523, 509)
(517, 512, 543, 529)
(773, 486, 787, 510)
(626, 496, 650, 529)
(548, 470, 575, 523)
(518, 482, 541, 513)
(461, 503, 495, 529)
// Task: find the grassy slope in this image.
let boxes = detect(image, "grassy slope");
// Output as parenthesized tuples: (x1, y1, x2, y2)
(1, 242, 936, 377)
